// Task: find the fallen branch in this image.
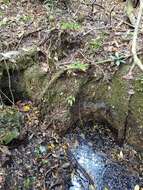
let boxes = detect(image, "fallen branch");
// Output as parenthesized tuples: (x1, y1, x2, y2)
(0, 89, 14, 105)
(131, 0, 143, 71)
(4, 60, 15, 104)
(78, 50, 143, 66)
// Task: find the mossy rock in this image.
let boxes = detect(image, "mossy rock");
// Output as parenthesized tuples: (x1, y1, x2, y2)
(22, 64, 49, 100)
(126, 72, 143, 150)
(73, 76, 129, 142)
(0, 106, 23, 145)
(40, 73, 84, 133)
(1, 47, 142, 150)
(0, 47, 39, 72)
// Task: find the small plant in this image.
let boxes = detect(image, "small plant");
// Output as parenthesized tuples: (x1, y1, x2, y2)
(110, 52, 125, 66)
(0, 17, 9, 27)
(2, 0, 10, 5)
(67, 61, 89, 72)
(89, 32, 107, 51)
(34, 145, 47, 157)
(19, 15, 32, 23)
(24, 177, 31, 189)
(67, 95, 75, 106)
(23, 177, 35, 189)
(90, 37, 103, 50)
(61, 21, 81, 30)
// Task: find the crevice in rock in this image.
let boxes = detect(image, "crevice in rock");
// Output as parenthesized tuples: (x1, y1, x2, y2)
(0, 69, 29, 106)
(123, 93, 134, 143)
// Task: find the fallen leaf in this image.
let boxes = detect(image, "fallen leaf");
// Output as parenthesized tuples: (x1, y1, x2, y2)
(134, 184, 140, 190)
(122, 73, 134, 80)
(0, 145, 11, 155)
(0, 175, 4, 184)
(23, 105, 31, 112)
(119, 150, 124, 159)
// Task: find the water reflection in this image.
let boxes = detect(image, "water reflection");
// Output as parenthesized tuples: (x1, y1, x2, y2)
(69, 137, 139, 190)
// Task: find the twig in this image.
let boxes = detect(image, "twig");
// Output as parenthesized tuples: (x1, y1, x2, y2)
(0, 93, 4, 106)
(0, 89, 14, 105)
(73, 1, 82, 17)
(131, 0, 143, 71)
(91, 1, 105, 12)
(4, 60, 15, 104)
(16, 26, 49, 49)
(82, 25, 112, 37)
(49, 181, 62, 189)
(114, 17, 134, 28)
(109, 5, 116, 25)
(79, 50, 143, 66)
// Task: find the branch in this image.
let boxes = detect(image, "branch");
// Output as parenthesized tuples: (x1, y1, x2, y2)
(132, 0, 143, 71)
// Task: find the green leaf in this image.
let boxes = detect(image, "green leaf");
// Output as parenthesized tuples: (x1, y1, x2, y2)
(66, 95, 75, 106)
(111, 52, 125, 66)
(3, 129, 19, 145)
(115, 60, 121, 66)
(61, 21, 81, 30)
(104, 187, 109, 190)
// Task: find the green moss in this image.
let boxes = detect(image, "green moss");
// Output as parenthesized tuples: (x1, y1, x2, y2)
(61, 21, 81, 30)
(1, 48, 37, 69)
(23, 177, 34, 189)
(40, 75, 84, 131)
(0, 106, 23, 145)
(130, 78, 143, 124)
(23, 65, 48, 100)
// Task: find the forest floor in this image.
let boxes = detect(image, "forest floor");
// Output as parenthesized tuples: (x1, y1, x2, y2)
(0, 0, 143, 189)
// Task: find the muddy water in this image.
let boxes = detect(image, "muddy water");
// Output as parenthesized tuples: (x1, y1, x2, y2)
(67, 135, 141, 190)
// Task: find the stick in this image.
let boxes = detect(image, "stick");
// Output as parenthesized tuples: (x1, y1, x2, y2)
(0, 89, 14, 105)
(131, 0, 143, 71)
(4, 60, 15, 104)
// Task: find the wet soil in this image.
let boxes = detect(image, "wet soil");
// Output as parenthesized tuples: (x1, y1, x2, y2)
(0, 102, 142, 189)
(65, 122, 143, 189)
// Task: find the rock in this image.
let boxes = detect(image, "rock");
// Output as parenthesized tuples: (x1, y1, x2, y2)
(0, 47, 39, 71)
(0, 47, 42, 104)
(126, 74, 143, 150)
(0, 45, 142, 150)
(0, 106, 23, 145)
(22, 61, 143, 150)
(40, 71, 84, 133)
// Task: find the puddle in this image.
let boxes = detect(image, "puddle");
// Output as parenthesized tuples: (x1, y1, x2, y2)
(67, 135, 140, 190)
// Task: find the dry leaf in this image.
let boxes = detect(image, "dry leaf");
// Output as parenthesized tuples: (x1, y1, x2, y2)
(134, 184, 140, 190)
(119, 150, 124, 159)
(23, 105, 31, 112)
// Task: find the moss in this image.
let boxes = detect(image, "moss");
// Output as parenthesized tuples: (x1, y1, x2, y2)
(0, 106, 23, 145)
(108, 74, 129, 119)
(0, 47, 38, 72)
(40, 75, 84, 132)
(76, 65, 131, 140)
(23, 65, 49, 100)
(130, 78, 143, 125)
